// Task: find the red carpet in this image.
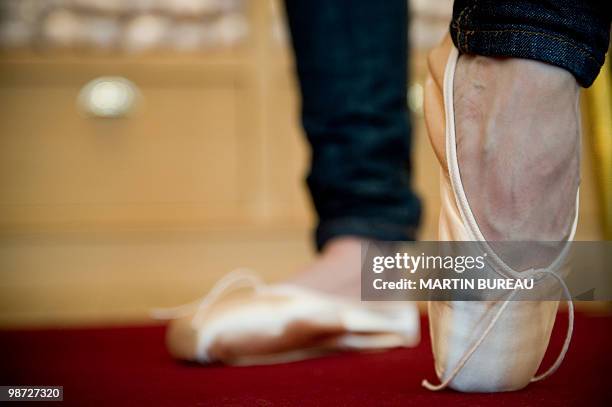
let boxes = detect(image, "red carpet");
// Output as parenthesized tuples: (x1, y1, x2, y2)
(1, 312, 610, 406)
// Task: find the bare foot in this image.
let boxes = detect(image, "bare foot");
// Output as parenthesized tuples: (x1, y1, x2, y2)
(289, 236, 365, 299)
(453, 55, 580, 249)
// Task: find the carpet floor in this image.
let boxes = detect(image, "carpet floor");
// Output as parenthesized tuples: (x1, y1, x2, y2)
(0, 312, 610, 406)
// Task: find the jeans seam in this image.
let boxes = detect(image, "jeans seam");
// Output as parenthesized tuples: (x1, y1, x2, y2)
(463, 2, 478, 51)
(456, 1, 478, 52)
(451, 23, 600, 66)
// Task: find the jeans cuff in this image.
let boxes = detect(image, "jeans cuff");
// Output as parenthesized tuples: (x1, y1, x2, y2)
(450, 23, 604, 87)
(315, 217, 417, 251)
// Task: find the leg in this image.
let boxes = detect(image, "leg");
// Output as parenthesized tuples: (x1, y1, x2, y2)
(161, 1, 424, 365)
(283, 0, 420, 297)
(284, 0, 421, 251)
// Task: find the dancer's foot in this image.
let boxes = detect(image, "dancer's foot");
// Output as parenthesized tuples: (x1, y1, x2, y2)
(453, 54, 580, 243)
(289, 236, 364, 300)
(427, 40, 580, 269)
(157, 237, 419, 365)
(423, 37, 578, 392)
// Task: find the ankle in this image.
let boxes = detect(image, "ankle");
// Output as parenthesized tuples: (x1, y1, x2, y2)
(453, 55, 581, 242)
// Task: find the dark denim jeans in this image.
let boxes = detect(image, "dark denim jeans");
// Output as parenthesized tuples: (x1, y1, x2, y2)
(451, 0, 612, 87)
(284, 0, 421, 250)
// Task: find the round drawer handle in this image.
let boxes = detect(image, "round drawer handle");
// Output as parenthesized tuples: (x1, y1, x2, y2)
(78, 76, 140, 118)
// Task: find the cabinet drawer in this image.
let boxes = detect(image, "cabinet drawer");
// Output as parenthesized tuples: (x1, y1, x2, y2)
(0, 59, 251, 230)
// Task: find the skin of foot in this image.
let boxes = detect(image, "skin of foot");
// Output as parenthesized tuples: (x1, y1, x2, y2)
(426, 47, 580, 270)
(289, 236, 365, 299)
(453, 54, 581, 244)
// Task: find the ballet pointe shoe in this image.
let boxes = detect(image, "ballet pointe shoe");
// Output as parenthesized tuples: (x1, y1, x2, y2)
(422, 36, 577, 392)
(153, 269, 419, 366)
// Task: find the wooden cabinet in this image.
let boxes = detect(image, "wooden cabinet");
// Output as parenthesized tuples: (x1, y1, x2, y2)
(0, 4, 311, 234)
(0, 3, 316, 325)
(0, 58, 239, 228)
